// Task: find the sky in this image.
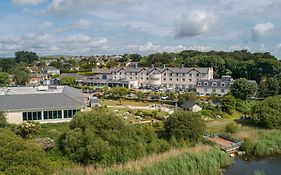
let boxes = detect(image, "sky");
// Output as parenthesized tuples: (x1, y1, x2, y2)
(0, 0, 281, 58)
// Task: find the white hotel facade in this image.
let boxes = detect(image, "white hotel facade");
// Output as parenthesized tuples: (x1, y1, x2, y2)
(92, 67, 213, 89)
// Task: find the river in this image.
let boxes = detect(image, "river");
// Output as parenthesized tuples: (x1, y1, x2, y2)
(224, 156, 281, 175)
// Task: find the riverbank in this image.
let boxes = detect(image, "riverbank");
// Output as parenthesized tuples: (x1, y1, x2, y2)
(54, 145, 232, 175)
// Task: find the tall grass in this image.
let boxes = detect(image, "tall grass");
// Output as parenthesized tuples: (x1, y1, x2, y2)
(55, 145, 232, 175)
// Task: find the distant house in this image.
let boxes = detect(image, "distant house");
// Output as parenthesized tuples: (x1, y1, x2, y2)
(196, 76, 234, 96)
(43, 66, 60, 75)
(0, 86, 85, 124)
(28, 73, 44, 86)
(181, 101, 202, 112)
(87, 96, 100, 107)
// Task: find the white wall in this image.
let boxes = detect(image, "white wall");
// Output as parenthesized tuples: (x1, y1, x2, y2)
(6, 112, 23, 124)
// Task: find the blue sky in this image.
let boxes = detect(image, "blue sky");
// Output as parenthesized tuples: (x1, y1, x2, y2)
(0, 0, 281, 58)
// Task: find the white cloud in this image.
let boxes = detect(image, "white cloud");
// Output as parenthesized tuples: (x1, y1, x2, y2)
(47, 0, 138, 15)
(126, 42, 211, 54)
(252, 22, 274, 41)
(12, 0, 45, 6)
(0, 33, 108, 56)
(73, 19, 91, 29)
(174, 10, 216, 38)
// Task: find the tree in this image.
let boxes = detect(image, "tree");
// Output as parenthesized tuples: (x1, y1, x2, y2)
(0, 128, 52, 175)
(60, 76, 76, 87)
(9, 63, 30, 85)
(15, 51, 38, 64)
(230, 78, 257, 99)
(220, 94, 236, 114)
(59, 110, 168, 164)
(252, 96, 281, 129)
(164, 111, 206, 143)
(0, 72, 10, 87)
(258, 77, 279, 98)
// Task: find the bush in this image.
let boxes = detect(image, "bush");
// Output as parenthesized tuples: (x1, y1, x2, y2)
(0, 112, 7, 128)
(164, 110, 206, 143)
(0, 128, 53, 175)
(225, 123, 239, 134)
(16, 121, 40, 138)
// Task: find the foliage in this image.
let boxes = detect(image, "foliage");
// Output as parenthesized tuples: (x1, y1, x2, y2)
(0, 128, 52, 175)
(220, 94, 236, 114)
(164, 110, 206, 143)
(15, 51, 38, 64)
(36, 137, 55, 151)
(9, 63, 30, 85)
(251, 96, 281, 129)
(230, 78, 257, 99)
(225, 122, 239, 134)
(241, 131, 281, 157)
(59, 110, 170, 165)
(0, 72, 10, 87)
(235, 99, 256, 114)
(49, 61, 64, 70)
(77, 72, 97, 76)
(60, 76, 77, 87)
(258, 77, 279, 98)
(105, 147, 232, 175)
(16, 121, 41, 138)
(0, 112, 7, 128)
(178, 92, 197, 106)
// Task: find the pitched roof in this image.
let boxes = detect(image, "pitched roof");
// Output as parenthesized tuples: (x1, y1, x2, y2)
(0, 86, 84, 112)
(181, 101, 197, 109)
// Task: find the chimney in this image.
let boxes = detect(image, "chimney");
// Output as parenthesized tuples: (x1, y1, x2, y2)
(135, 62, 138, 69)
(163, 64, 166, 68)
(181, 64, 184, 68)
(152, 64, 154, 69)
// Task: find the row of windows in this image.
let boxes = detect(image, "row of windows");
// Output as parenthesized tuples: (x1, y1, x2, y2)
(114, 72, 202, 77)
(22, 109, 81, 121)
(198, 82, 226, 87)
(113, 76, 194, 82)
(203, 88, 225, 93)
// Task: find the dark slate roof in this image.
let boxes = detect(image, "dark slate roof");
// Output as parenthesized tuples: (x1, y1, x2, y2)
(92, 67, 211, 74)
(181, 101, 196, 109)
(196, 79, 233, 88)
(0, 86, 84, 112)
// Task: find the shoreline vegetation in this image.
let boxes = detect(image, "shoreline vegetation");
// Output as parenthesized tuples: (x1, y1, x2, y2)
(54, 145, 232, 175)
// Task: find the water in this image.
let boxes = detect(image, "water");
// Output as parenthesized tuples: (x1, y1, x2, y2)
(224, 156, 281, 175)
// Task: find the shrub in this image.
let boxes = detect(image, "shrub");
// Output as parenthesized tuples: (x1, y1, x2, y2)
(0, 112, 7, 128)
(225, 123, 239, 134)
(16, 121, 40, 138)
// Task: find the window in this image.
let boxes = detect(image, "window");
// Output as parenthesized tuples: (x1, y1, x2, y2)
(146, 77, 148, 80)
(114, 76, 116, 79)
(170, 78, 172, 81)
(169, 73, 172, 76)
(164, 73, 166, 76)
(212, 82, 217, 87)
(141, 77, 143, 80)
(221, 83, 225, 87)
(196, 73, 200, 77)
(102, 74, 107, 80)
(204, 88, 208, 92)
(198, 82, 202, 86)
(221, 89, 225, 93)
(22, 111, 42, 121)
(212, 89, 216, 93)
(189, 73, 192, 77)
(135, 77, 137, 80)
(182, 73, 185, 76)
(114, 72, 117, 75)
(182, 79, 185, 81)
(176, 73, 179, 76)
(204, 82, 208, 86)
(130, 77, 132, 79)
(164, 78, 166, 81)
(64, 109, 81, 119)
(135, 73, 137, 75)
(119, 72, 122, 75)
(176, 78, 179, 81)
(141, 73, 143, 75)
(189, 79, 192, 82)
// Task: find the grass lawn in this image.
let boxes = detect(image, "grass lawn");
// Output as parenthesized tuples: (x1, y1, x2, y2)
(101, 99, 157, 107)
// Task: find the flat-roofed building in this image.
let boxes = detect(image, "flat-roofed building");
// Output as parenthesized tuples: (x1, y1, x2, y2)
(0, 86, 85, 124)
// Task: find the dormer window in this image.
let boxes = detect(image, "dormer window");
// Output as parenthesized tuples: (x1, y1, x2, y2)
(212, 82, 217, 87)
(198, 82, 202, 86)
(221, 83, 225, 87)
(204, 82, 208, 86)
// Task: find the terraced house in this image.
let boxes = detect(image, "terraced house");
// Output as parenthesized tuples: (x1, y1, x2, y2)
(92, 66, 213, 89)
